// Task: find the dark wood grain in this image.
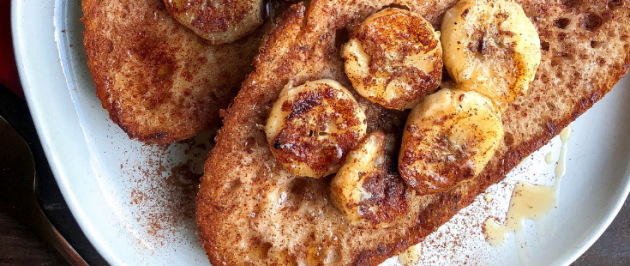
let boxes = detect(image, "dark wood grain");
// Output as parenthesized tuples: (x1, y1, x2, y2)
(573, 200, 630, 266)
(0, 212, 65, 266)
(0, 84, 628, 265)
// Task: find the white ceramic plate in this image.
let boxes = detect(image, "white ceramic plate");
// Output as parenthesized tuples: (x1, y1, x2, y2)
(12, 0, 630, 265)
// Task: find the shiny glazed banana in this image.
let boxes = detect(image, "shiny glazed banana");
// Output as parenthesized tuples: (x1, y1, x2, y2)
(341, 8, 442, 110)
(330, 132, 410, 227)
(163, 0, 264, 44)
(441, 0, 541, 103)
(399, 89, 504, 195)
(265, 79, 367, 179)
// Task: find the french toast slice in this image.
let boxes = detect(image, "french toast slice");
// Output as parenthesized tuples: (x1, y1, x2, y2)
(196, 0, 630, 265)
(81, 0, 265, 143)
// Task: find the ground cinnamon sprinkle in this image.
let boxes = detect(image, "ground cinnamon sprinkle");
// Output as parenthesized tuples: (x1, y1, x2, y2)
(124, 130, 215, 248)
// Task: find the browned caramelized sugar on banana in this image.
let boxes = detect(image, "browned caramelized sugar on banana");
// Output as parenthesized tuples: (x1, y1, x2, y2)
(342, 8, 443, 110)
(163, 0, 264, 44)
(357, 172, 410, 225)
(441, 0, 541, 103)
(399, 89, 504, 195)
(330, 132, 411, 227)
(265, 80, 367, 179)
(400, 127, 477, 189)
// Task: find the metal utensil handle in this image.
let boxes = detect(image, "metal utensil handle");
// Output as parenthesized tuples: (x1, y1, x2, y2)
(29, 204, 90, 266)
(0, 115, 89, 266)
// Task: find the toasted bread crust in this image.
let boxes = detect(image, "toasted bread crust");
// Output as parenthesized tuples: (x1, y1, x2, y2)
(197, 0, 630, 265)
(81, 0, 265, 143)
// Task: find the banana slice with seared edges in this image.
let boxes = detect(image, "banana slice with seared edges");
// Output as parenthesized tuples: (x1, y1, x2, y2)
(330, 131, 411, 227)
(163, 0, 264, 45)
(341, 8, 443, 110)
(265, 79, 367, 179)
(441, 0, 541, 103)
(399, 89, 504, 195)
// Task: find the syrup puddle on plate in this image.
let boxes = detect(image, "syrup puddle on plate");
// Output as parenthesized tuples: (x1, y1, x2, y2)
(398, 244, 422, 266)
(545, 152, 554, 164)
(483, 125, 572, 263)
(484, 192, 494, 203)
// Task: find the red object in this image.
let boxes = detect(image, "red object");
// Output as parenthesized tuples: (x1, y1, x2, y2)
(1, 1, 23, 98)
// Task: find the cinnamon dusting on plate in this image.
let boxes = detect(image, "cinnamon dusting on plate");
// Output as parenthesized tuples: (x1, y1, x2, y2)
(125, 130, 215, 247)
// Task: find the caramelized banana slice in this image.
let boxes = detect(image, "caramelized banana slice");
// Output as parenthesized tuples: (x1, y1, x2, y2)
(399, 89, 504, 195)
(265, 79, 367, 179)
(163, 0, 264, 44)
(441, 0, 541, 103)
(341, 8, 442, 110)
(330, 132, 410, 227)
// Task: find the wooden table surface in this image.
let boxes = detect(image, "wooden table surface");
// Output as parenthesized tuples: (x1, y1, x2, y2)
(0, 84, 628, 266)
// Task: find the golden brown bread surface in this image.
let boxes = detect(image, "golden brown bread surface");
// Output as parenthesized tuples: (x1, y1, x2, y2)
(196, 0, 630, 265)
(81, 0, 264, 143)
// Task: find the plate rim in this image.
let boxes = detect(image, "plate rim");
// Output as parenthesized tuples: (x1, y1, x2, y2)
(11, 0, 127, 265)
